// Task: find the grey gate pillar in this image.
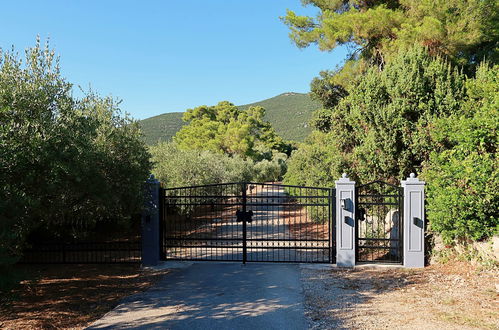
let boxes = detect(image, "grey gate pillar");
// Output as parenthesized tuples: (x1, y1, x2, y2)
(401, 173, 425, 268)
(335, 173, 356, 267)
(141, 175, 161, 266)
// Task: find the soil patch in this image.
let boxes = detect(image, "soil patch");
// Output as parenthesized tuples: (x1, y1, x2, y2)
(0, 264, 169, 329)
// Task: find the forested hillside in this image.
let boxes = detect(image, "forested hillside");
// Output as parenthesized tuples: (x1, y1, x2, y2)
(139, 92, 320, 144)
(239, 92, 320, 141)
(139, 112, 184, 145)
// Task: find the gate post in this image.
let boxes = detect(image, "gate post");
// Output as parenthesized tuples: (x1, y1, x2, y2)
(335, 173, 356, 267)
(401, 173, 425, 268)
(141, 174, 160, 266)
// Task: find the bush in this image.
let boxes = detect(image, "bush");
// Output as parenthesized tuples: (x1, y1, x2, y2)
(285, 49, 498, 240)
(151, 142, 291, 186)
(285, 47, 466, 187)
(150, 142, 254, 187)
(284, 132, 346, 188)
(254, 160, 281, 182)
(252, 151, 288, 183)
(422, 63, 499, 243)
(0, 40, 151, 267)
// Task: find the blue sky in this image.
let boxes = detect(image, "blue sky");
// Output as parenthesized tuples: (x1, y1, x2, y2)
(1, 1, 347, 119)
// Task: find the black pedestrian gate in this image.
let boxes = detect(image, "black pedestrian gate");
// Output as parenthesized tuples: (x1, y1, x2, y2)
(160, 182, 335, 263)
(355, 181, 403, 263)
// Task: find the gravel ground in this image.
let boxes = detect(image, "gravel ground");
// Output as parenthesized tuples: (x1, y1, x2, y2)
(300, 263, 499, 330)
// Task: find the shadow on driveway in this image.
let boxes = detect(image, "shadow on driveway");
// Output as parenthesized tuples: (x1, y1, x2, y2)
(87, 263, 307, 330)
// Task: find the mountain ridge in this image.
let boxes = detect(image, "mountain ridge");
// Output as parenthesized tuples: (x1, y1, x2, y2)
(138, 92, 320, 144)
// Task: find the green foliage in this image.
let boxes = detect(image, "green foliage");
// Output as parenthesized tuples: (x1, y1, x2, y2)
(138, 112, 185, 145)
(422, 63, 499, 243)
(0, 40, 151, 266)
(310, 70, 349, 109)
(150, 142, 253, 187)
(239, 92, 321, 141)
(150, 142, 289, 187)
(283, 0, 498, 68)
(150, 99, 294, 189)
(150, 142, 254, 187)
(254, 160, 281, 183)
(174, 101, 290, 161)
(286, 48, 466, 187)
(284, 132, 344, 187)
(139, 93, 321, 145)
(286, 48, 498, 243)
(284, 1, 498, 244)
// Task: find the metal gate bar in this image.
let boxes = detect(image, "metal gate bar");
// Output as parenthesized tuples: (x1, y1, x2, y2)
(160, 182, 334, 263)
(355, 180, 403, 263)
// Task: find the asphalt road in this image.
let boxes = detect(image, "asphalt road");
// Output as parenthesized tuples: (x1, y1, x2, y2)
(87, 262, 308, 330)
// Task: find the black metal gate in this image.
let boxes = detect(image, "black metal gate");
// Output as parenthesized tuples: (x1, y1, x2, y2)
(355, 181, 403, 263)
(160, 182, 334, 263)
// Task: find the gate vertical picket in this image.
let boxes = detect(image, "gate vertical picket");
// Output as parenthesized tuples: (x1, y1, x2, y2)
(160, 182, 333, 263)
(355, 180, 403, 264)
(241, 183, 247, 264)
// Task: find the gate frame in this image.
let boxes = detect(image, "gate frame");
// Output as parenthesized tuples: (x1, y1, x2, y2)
(334, 173, 425, 268)
(335, 173, 356, 267)
(142, 174, 425, 268)
(354, 180, 404, 264)
(156, 181, 335, 264)
(142, 175, 161, 266)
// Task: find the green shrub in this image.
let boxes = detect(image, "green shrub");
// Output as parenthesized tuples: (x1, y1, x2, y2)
(252, 151, 288, 183)
(151, 142, 291, 187)
(150, 142, 254, 187)
(254, 160, 281, 182)
(0, 40, 151, 273)
(285, 48, 467, 189)
(284, 132, 346, 188)
(422, 63, 499, 243)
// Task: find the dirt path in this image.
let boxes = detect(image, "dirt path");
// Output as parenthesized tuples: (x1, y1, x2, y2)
(301, 262, 499, 329)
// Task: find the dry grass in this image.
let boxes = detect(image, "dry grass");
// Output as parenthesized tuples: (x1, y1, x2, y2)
(0, 264, 168, 329)
(303, 261, 499, 329)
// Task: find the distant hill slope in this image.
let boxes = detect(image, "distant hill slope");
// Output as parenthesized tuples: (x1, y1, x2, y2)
(139, 112, 185, 145)
(238, 92, 320, 142)
(139, 92, 320, 145)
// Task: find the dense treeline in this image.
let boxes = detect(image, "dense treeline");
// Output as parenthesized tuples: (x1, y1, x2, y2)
(150, 142, 288, 187)
(0, 41, 151, 275)
(286, 49, 467, 184)
(285, 49, 498, 243)
(423, 63, 498, 243)
(283, 1, 498, 245)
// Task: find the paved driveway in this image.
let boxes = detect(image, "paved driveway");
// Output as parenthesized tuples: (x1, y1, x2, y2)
(88, 262, 308, 330)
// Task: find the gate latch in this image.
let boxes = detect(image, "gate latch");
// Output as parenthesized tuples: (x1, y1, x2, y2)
(236, 210, 253, 223)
